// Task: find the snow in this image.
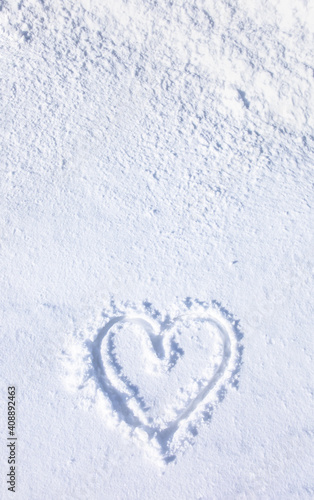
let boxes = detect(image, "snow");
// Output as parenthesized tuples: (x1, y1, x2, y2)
(0, 0, 313, 498)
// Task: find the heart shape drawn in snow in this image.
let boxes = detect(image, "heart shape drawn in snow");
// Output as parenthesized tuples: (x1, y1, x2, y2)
(90, 301, 242, 462)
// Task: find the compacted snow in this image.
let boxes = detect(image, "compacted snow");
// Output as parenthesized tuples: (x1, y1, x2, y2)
(1, 0, 313, 498)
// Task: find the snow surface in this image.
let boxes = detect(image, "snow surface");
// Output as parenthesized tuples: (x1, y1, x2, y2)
(0, 0, 313, 498)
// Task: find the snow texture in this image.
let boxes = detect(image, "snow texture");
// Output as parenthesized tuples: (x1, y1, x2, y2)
(0, 0, 313, 498)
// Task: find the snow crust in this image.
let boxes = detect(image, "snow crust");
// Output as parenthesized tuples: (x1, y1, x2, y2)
(0, 0, 313, 498)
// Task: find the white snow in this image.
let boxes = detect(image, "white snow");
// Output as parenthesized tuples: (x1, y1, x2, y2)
(0, 0, 313, 498)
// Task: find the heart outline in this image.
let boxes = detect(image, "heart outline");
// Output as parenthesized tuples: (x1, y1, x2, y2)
(90, 307, 241, 461)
